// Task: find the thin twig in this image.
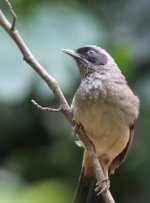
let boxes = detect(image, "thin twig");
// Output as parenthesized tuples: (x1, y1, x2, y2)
(31, 100, 61, 112)
(0, 2, 115, 203)
(4, 0, 16, 30)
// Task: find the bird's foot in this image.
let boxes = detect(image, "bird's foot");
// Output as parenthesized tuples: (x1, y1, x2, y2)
(95, 179, 110, 195)
(72, 123, 82, 136)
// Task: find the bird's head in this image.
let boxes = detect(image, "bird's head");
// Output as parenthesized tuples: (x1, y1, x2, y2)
(62, 45, 114, 77)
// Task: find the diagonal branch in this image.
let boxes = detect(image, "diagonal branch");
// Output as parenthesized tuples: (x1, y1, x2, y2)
(0, 2, 115, 203)
(4, 0, 16, 30)
(31, 100, 62, 112)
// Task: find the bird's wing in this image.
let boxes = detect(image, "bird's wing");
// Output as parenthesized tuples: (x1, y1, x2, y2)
(109, 121, 136, 174)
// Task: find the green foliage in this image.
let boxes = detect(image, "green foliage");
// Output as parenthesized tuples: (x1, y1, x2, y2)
(0, 0, 150, 202)
(16, 180, 72, 203)
(109, 41, 135, 79)
(0, 172, 72, 203)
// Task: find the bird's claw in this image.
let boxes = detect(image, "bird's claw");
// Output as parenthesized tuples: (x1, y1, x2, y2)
(72, 123, 82, 136)
(95, 179, 110, 195)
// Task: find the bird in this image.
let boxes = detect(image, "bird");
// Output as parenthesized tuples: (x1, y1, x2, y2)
(62, 45, 139, 203)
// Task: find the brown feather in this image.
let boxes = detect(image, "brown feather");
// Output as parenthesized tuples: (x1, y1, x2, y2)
(109, 121, 136, 174)
(73, 152, 104, 203)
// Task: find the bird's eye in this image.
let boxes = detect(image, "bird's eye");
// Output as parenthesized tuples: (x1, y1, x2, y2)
(87, 49, 96, 56)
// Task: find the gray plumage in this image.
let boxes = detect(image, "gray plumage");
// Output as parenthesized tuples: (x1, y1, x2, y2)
(63, 45, 139, 203)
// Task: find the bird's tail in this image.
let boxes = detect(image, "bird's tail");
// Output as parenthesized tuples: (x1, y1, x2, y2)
(73, 152, 104, 203)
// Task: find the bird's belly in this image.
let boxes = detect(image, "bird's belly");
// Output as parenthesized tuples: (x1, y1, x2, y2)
(73, 102, 130, 163)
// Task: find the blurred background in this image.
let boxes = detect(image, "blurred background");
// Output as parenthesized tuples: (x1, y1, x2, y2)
(0, 0, 149, 202)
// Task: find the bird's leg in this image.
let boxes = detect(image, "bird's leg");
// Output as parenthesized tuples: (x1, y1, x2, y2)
(95, 164, 110, 195)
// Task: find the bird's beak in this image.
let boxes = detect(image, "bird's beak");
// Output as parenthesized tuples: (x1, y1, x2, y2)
(62, 49, 82, 60)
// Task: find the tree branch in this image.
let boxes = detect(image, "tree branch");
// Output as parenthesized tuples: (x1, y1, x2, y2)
(0, 2, 115, 203)
(31, 100, 62, 112)
(4, 0, 16, 30)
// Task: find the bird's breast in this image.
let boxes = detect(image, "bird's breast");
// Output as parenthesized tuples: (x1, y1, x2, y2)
(71, 75, 139, 163)
(72, 96, 130, 164)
